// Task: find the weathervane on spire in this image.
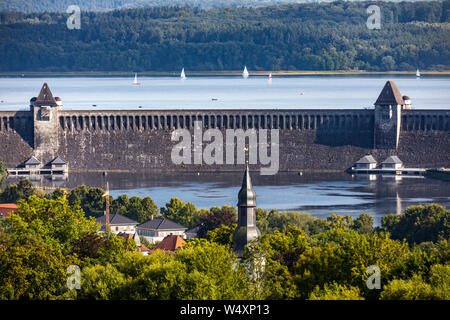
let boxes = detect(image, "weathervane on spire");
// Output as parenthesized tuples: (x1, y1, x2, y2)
(244, 147, 249, 165)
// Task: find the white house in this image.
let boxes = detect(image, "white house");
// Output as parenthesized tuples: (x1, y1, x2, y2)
(96, 213, 138, 234)
(137, 217, 187, 244)
(24, 156, 41, 170)
(50, 156, 68, 173)
(354, 155, 377, 170)
(381, 156, 403, 170)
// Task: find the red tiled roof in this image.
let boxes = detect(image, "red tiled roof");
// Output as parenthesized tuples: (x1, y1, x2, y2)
(0, 204, 18, 217)
(151, 235, 186, 253)
(117, 232, 133, 240)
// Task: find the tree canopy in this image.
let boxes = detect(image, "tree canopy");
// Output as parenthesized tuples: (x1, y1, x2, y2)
(1, 1, 449, 72)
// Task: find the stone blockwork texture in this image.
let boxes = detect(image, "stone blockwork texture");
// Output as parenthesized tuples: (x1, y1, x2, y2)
(0, 109, 449, 172)
(0, 112, 34, 167)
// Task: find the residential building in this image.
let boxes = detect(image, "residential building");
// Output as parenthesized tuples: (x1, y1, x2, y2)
(137, 217, 186, 243)
(0, 203, 18, 219)
(151, 235, 186, 253)
(96, 213, 138, 234)
(382, 156, 403, 170)
(354, 155, 377, 170)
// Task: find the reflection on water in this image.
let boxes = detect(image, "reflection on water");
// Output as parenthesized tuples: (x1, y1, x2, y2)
(7, 172, 450, 226)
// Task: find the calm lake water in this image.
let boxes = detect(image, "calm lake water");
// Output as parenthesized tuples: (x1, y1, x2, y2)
(1, 75, 449, 226)
(1, 74, 450, 110)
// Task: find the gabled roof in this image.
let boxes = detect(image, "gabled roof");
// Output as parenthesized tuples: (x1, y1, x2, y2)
(24, 156, 41, 165)
(382, 156, 403, 164)
(34, 83, 57, 107)
(375, 80, 404, 106)
(50, 156, 67, 165)
(137, 217, 186, 231)
(153, 235, 186, 252)
(185, 224, 202, 235)
(355, 155, 377, 164)
(96, 213, 138, 226)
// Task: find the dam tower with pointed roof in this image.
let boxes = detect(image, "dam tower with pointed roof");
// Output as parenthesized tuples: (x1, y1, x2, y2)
(374, 80, 405, 150)
(29, 83, 61, 164)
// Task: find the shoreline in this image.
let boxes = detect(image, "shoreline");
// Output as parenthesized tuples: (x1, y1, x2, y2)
(1, 70, 450, 77)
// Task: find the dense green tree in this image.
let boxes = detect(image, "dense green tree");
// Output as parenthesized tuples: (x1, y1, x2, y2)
(308, 282, 364, 300)
(67, 185, 106, 217)
(197, 205, 237, 238)
(206, 223, 236, 247)
(380, 264, 450, 300)
(160, 197, 201, 227)
(352, 213, 374, 234)
(294, 228, 410, 299)
(0, 2, 449, 72)
(0, 228, 79, 300)
(258, 210, 319, 235)
(0, 195, 98, 254)
(380, 204, 449, 244)
(0, 178, 35, 203)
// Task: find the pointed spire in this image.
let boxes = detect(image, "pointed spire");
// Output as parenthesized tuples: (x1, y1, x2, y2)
(34, 83, 57, 107)
(233, 164, 260, 257)
(375, 80, 404, 106)
(238, 164, 256, 207)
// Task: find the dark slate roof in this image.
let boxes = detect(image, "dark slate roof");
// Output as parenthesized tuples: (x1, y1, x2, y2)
(355, 155, 377, 164)
(185, 224, 202, 235)
(34, 83, 57, 107)
(96, 213, 138, 226)
(382, 156, 403, 164)
(24, 156, 41, 165)
(51, 156, 67, 165)
(237, 164, 256, 207)
(137, 217, 186, 231)
(375, 80, 404, 106)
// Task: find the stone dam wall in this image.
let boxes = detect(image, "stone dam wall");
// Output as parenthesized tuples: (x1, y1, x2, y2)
(0, 109, 449, 173)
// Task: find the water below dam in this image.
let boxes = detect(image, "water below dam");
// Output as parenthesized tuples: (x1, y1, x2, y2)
(6, 171, 450, 227)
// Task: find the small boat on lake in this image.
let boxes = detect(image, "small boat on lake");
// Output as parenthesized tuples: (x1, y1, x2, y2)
(242, 66, 249, 79)
(133, 73, 140, 85)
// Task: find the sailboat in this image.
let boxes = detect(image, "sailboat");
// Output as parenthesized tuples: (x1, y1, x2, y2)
(133, 73, 140, 85)
(268, 73, 272, 81)
(242, 66, 249, 79)
(180, 68, 186, 80)
(416, 68, 421, 78)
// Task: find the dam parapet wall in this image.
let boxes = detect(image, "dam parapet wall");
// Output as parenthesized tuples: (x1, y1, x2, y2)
(0, 82, 449, 173)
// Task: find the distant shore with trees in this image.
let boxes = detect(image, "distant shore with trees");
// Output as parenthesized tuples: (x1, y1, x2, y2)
(1, 1, 449, 72)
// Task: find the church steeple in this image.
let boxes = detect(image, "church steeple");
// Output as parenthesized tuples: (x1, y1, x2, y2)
(233, 164, 261, 257)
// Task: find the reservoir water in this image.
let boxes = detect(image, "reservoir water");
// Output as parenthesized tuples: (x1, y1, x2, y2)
(1, 75, 449, 226)
(1, 74, 450, 110)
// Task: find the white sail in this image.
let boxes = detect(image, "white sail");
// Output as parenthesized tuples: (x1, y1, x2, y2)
(181, 68, 186, 80)
(133, 73, 140, 85)
(268, 73, 272, 80)
(242, 66, 249, 78)
(416, 69, 420, 77)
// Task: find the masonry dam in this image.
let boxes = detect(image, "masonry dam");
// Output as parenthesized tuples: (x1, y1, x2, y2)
(0, 81, 449, 174)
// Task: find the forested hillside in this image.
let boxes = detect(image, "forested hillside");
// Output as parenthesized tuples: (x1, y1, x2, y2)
(0, 0, 427, 13)
(0, 1, 449, 72)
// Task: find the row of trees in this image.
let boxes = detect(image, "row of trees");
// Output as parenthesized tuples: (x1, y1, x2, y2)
(0, 1, 440, 13)
(1, 1, 449, 71)
(0, 192, 448, 300)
